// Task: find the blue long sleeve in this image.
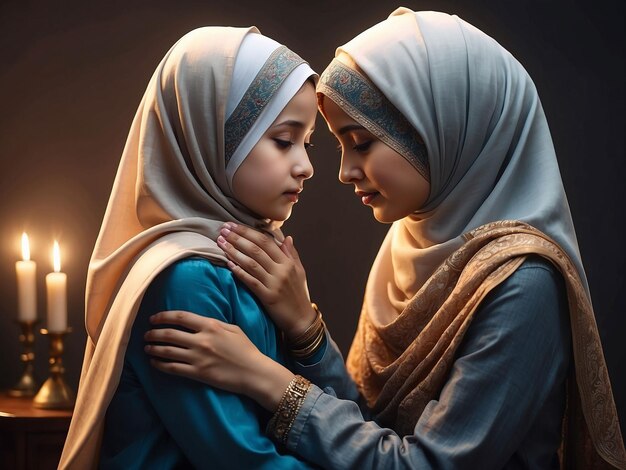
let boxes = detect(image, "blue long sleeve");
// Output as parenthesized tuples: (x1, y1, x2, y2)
(101, 257, 315, 470)
(291, 332, 364, 412)
(286, 256, 571, 469)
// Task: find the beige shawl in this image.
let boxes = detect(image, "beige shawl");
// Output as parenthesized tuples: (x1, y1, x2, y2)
(60, 26, 314, 468)
(347, 221, 625, 469)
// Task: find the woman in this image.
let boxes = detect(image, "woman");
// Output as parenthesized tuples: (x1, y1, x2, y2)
(145, 9, 626, 469)
(60, 26, 320, 469)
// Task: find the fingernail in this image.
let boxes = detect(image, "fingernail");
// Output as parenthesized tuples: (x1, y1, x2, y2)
(217, 235, 226, 245)
(222, 222, 232, 230)
(229, 222, 238, 229)
(226, 260, 237, 269)
(220, 227, 231, 237)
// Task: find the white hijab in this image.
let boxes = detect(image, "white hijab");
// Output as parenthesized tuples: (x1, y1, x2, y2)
(61, 27, 315, 468)
(320, 10, 626, 467)
(324, 8, 589, 319)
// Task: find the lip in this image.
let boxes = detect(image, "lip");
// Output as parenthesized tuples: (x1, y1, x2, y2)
(283, 188, 302, 203)
(355, 190, 379, 205)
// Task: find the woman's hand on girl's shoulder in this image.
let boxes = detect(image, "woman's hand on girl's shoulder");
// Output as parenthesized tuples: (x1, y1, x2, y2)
(144, 309, 293, 411)
(217, 223, 317, 340)
(144, 310, 257, 391)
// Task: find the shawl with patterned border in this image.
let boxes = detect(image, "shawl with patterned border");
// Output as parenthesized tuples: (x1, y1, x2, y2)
(347, 220, 625, 469)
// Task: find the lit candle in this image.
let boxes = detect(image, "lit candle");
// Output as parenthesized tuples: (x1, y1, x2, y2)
(15, 233, 37, 321)
(46, 241, 67, 333)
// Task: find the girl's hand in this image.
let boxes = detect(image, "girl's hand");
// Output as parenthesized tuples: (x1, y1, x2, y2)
(217, 223, 317, 340)
(144, 310, 294, 411)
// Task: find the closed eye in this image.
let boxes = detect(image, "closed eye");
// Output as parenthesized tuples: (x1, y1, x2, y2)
(273, 138, 294, 149)
(353, 141, 372, 153)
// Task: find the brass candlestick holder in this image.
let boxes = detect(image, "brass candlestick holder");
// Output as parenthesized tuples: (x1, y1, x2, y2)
(33, 327, 75, 409)
(8, 319, 39, 397)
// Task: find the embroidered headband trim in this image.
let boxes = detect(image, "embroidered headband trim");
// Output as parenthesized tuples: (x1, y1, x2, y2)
(225, 46, 305, 165)
(318, 59, 429, 180)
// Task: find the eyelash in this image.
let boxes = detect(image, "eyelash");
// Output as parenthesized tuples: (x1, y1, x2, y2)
(335, 141, 373, 153)
(273, 138, 293, 149)
(353, 141, 372, 152)
(273, 138, 314, 150)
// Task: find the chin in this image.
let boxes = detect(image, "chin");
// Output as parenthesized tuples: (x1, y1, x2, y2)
(372, 208, 404, 224)
(268, 208, 293, 222)
(372, 209, 395, 224)
(373, 215, 395, 224)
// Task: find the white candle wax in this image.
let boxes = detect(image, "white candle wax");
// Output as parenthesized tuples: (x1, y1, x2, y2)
(46, 241, 67, 333)
(16, 233, 37, 321)
(16, 260, 37, 321)
(46, 272, 67, 332)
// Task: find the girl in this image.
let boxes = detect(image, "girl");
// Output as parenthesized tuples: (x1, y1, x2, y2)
(60, 26, 319, 469)
(145, 9, 625, 470)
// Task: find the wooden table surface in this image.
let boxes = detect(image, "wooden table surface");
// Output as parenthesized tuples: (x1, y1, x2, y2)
(0, 393, 73, 417)
(0, 393, 73, 470)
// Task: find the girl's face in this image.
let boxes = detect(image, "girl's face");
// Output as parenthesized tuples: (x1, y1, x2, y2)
(232, 81, 317, 221)
(322, 97, 430, 223)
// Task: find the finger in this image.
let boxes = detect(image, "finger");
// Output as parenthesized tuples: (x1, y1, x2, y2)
(145, 344, 194, 363)
(223, 223, 286, 264)
(150, 359, 199, 381)
(144, 327, 196, 348)
(279, 236, 292, 258)
(218, 236, 272, 286)
(149, 310, 207, 331)
(280, 236, 301, 261)
(226, 259, 272, 300)
(219, 229, 277, 270)
(287, 236, 301, 261)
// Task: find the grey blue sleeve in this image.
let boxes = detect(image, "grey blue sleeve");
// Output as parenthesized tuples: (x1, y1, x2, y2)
(291, 331, 361, 403)
(284, 258, 571, 469)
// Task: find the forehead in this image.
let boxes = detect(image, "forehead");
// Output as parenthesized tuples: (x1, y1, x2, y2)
(274, 82, 317, 121)
(321, 96, 357, 128)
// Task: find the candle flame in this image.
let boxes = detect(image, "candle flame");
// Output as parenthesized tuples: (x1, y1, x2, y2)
(21, 232, 30, 261)
(53, 241, 61, 273)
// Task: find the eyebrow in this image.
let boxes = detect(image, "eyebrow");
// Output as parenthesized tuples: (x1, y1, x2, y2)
(337, 124, 366, 135)
(272, 119, 315, 131)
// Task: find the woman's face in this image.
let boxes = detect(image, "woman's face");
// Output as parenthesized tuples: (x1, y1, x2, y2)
(232, 81, 317, 221)
(322, 97, 430, 223)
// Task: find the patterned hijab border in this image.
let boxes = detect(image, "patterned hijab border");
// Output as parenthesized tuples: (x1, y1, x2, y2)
(224, 46, 305, 165)
(318, 59, 429, 181)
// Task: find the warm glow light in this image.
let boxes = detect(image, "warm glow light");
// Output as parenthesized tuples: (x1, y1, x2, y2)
(21, 232, 30, 261)
(53, 241, 61, 273)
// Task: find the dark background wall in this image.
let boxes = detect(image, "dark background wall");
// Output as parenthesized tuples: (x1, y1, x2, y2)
(1, 0, 624, 429)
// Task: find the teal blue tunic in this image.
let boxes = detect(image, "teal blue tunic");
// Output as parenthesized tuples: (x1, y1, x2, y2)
(100, 257, 314, 469)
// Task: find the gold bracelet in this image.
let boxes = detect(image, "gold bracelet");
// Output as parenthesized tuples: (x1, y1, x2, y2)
(288, 304, 323, 347)
(290, 325, 325, 359)
(287, 303, 326, 359)
(267, 375, 311, 445)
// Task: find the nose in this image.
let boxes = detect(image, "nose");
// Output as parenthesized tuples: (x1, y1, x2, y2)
(338, 151, 362, 184)
(293, 147, 314, 180)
